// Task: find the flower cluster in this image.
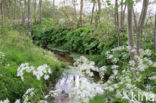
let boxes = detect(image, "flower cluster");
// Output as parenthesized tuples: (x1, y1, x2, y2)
(17, 63, 52, 81)
(0, 99, 9, 103)
(23, 88, 35, 103)
(54, 74, 103, 103)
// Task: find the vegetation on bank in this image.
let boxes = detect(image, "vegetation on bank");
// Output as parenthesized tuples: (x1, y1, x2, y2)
(0, 26, 66, 102)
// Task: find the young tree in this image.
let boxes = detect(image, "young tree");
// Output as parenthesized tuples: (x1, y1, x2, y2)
(34, 0, 37, 23)
(52, 0, 55, 18)
(79, 0, 83, 27)
(120, 2, 126, 30)
(154, 12, 156, 51)
(127, 1, 134, 60)
(133, 7, 138, 31)
(136, 0, 149, 55)
(39, 0, 42, 24)
(115, 0, 121, 46)
(90, 0, 96, 25)
(72, 0, 77, 26)
(6, 0, 10, 19)
(28, 0, 31, 30)
(0, 0, 2, 17)
(94, 0, 101, 29)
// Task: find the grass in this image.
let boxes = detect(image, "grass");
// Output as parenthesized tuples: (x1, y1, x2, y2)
(0, 27, 67, 102)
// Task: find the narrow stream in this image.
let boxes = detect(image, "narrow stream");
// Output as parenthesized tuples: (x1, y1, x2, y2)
(51, 50, 76, 103)
(50, 50, 101, 103)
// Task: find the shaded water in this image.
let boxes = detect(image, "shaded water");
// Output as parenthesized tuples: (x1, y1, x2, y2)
(52, 50, 75, 66)
(51, 50, 75, 103)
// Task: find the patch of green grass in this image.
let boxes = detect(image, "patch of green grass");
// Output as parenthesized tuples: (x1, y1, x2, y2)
(0, 29, 66, 102)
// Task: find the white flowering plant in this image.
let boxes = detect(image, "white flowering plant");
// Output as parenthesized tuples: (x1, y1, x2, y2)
(90, 47, 156, 103)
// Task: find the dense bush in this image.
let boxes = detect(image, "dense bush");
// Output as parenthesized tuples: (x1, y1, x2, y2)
(31, 20, 128, 56)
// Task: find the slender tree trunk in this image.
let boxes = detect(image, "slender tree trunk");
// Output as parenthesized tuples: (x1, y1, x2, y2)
(0, 0, 2, 17)
(6, 1, 10, 19)
(120, 0, 123, 28)
(133, 8, 138, 31)
(90, 1, 96, 25)
(121, 4, 126, 30)
(115, 0, 121, 46)
(22, 0, 26, 26)
(79, 0, 83, 27)
(52, 0, 55, 18)
(28, 0, 31, 31)
(94, 0, 101, 29)
(39, 0, 42, 24)
(34, 0, 37, 23)
(154, 12, 156, 51)
(127, 2, 134, 60)
(0, 0, 3, 23)
(136, 0, 149, 55)
(72, 0, 77, 27)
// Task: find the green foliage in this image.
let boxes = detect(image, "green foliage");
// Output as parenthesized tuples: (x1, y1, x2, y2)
(66, 26, 100, 54)
(0, 29, 65, 102)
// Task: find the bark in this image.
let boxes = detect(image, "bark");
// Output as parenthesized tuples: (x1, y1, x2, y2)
(72, 0, 77, 26)
(121, 4, 126, 30)
(39, 0, 42, 24)
(6, 0, 10, 19)
(136, 0, 149, 55)
(0, 0, 2, 16)
(133, 8, 138, 31)
(120, 0, 123, 28)
(127, 2, 134, 60)
(94, 0, 101, 29)
(28, 0, 31, 30)
(79, 0, 83, 27)
(52, 0, 55, 18)
(154, 12, 156, 51)
(90, 1, 96, 25)
(34, 0, 37, 23)
(0, 0, 3, 21)
(115, 0, 121, 46)
(22, 0, 26, 26)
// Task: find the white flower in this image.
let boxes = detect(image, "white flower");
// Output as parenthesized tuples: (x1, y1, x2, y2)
(149, 76, 156, 80)
(17, 63, 52, 81)
(44, 75, 49, 80)
(0, 99, 10, 103)
(14, 99, 20, 103)
(129, 60, 135, 66)
(111, 65, 119, 69)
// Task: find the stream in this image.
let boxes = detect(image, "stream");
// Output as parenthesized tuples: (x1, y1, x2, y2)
(51, 50, 76, 103)
(49, 49, 101, 103)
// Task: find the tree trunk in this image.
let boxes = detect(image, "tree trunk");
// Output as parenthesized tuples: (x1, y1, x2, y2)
(154, 12, 156, 51)
(39, 0, 42, 24)
(136, 0, 149, 55)
(127, 2, 134, 60)
(121, 4, 126, 31)
(22, 0, 26, 26)
(115, 0, 121, 46)
(52, 0, 55, 18)
(72, 0, 77, 27)
(120, 0, 123, 28)
(90, 1, 96, 25)
(34, 0, 37, 23)
(6, 1, 10, 19)
(28, 0, 31, 30)
(0, 0, 2, 17)
(79, 0, 83, 27)
(133, 8, 138, 31)
(94, 0, 101, 29)
(0, 0, 3, 22)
